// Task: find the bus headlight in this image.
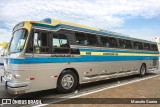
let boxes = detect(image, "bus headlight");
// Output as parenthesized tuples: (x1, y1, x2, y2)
(13, 74, 21, 79)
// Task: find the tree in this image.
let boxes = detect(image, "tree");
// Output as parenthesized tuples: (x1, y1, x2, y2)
(0, 42, 8, 49)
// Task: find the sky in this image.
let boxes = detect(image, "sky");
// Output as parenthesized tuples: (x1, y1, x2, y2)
(0, 0, 160, 43)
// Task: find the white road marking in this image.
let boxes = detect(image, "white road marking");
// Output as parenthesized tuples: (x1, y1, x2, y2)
(33, 74, 160, 107)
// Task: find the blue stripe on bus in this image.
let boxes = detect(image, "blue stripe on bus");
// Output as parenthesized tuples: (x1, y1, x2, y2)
(33, 23, 61, 29)
(8, 56, 158, 64)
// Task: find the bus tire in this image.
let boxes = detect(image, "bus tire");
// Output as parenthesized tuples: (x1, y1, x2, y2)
(139, 64, 146, 77)
(57, 70, 78, 93)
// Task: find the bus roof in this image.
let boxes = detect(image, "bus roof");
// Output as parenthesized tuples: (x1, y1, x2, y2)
(29, 18, 156, 44)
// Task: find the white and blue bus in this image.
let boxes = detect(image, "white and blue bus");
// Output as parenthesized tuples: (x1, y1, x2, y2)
(1, 18, 159, 94)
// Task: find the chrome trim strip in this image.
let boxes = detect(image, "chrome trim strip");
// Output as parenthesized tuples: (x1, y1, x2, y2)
(70, 45, 157, 53)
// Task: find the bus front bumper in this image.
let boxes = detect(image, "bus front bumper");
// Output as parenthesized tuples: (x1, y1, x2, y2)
(1, 76, 30, 95)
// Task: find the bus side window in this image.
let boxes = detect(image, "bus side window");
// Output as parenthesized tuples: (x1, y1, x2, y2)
(59, 34, 70, 48)
(125, 40, 132, 49)
(101, 36, 109, 47)
(75, 32, 87, 45)
(119, 39, 126, 48)
(119, 39, 132, 49)
(108, 37, 118, 48)
(133, 41, 143, 50)
(151, 44, 158, 51)
(143, 43, 151, 50)
(53, 34, 60, 48)
(52, 33, 70, 53)
(86, 33, 98, 46)
(35, 32, 50, 54)
(26, 30, 51, 54)
(133, 42, 138, 49)
(26, 31, 39, 53)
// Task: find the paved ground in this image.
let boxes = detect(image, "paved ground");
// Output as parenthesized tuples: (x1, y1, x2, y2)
(80, 76, 160, 98)
(47, 75, 160, 107)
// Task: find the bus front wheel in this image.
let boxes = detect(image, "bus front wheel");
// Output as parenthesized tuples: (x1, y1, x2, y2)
(139, 64, 146, 77)
(57, 70, 78, 93)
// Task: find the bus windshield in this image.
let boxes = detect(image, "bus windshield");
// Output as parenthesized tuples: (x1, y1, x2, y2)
(9, 29, 28, 53)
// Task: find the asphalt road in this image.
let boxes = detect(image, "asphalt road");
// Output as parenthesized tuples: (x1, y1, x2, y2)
(0, 64, 160, 107)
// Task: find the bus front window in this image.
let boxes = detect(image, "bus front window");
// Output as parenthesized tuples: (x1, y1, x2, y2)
(9, 29, 28, 53)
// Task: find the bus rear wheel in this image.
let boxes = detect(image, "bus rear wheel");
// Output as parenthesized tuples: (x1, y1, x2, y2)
(57, 70, 78, 93)
(139, 64, 146, 77)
